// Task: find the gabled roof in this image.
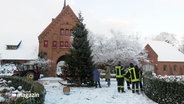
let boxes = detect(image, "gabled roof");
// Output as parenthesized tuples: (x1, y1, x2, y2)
(38, 5, 78, 38)
(146, 41, 184, 62)
(0, 37, 38, 60)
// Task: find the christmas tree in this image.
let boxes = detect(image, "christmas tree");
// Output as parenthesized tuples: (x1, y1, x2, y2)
(62, 13, 94, 86)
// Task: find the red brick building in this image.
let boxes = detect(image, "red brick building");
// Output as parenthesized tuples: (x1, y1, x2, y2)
(143, 41, 184, 75)
(38, 1, 78, 76)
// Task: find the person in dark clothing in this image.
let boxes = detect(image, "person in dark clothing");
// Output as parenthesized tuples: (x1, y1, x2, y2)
(138, 66, 144, 91)
(129, 63, 140, 94)
(93, 67, 101, 88)
(105, 64, 111, 87)
(115, 61, 125, 93)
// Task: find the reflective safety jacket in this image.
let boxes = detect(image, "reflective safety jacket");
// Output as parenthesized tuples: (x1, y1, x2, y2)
(124, 70, 131, 82)
(115, 66, 125, 78)
(128, 67, 139, 82)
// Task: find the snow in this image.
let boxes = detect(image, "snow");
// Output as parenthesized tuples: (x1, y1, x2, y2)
(147, 41, 184, 62)
(39, 78, 157, 104)
(0, 37, 38, 60)
(0, 97, 5, 103)
(0, 64, 16, 76)
(152, 73, 184, 82)
(90, 33, 146, 65)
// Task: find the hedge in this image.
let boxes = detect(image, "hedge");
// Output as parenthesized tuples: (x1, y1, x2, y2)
(1, 76, 46, 104)
(143, 72, 184, 104)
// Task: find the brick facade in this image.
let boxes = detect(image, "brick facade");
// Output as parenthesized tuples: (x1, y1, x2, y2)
(144, 44, 184, 75)
(38, 5, 78, 76)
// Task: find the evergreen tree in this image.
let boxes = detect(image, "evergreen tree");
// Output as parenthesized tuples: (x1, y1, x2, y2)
(62, 13, 94, 86)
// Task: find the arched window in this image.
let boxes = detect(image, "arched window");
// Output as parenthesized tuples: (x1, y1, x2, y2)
(66, 29, 69, 35)
(52, 41, 57, 48)
(60, 41, 64, 48)
(65, 41, 69, 47)
(60, 29, 64, 35)
(44, 40, 48, 47)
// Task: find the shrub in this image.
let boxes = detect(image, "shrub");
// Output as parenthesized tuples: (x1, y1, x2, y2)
(143, 72, 184, 104)
(1, 76, 46, 104)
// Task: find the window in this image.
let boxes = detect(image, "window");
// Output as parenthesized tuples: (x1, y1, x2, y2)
(52, 41, 57, 48)
(44, 40, 48, 47)
(60, 29, 64, 35)
(60, 41, 64, 48)
(66, 29, 69, 35)
(65, 41, 69, 47)
(70, 29, 73, 36)
(163, 65, 167, 72)
(174, 65, 177, 72)
(6, 41, 22, 50)
(147, 54, 151, 60)
(6, 45, 17, 50)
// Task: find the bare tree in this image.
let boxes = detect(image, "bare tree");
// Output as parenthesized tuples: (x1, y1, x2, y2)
(179, 36, 184, 54)
(153, 32, 178, 46)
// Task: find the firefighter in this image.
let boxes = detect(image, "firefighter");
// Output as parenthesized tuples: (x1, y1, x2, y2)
(115, 61, 125, 93)
(124, 67, 131, 90)
(129, 63, 140, 94)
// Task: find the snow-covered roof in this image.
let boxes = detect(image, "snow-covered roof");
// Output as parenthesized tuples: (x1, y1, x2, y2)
(147, 41, 184, 62)
(0, 37, 38, 60)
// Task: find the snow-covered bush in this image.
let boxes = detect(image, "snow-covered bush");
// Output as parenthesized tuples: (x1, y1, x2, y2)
(29, 52, 51, 76)
(0, 76, 46, 104)
(152, 73, 184, 83)
(0, 64, 17, 76)
(143, 72, 184, 104)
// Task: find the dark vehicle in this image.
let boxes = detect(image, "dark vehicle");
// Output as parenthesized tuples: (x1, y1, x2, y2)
(13, 63, 40, 80)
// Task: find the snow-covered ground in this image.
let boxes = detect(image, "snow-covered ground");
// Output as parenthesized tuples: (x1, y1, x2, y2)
(39, 77, 157, 104)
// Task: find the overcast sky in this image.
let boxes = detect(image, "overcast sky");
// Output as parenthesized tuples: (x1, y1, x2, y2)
(0, 0, 184, 43)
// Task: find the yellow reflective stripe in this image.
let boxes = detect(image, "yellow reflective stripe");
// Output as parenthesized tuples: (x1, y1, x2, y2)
(118, 69, 121, 76)
(115, 66, 121, 69)
(131, 79, 139, 82)
(133, 68, 137, 80)
(129, 68, 133, 73)
(129, 67, 140, 82)
(124, 77, 131, 82)
(116, 66, 123, 78)
(118, 86, 124, 88)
